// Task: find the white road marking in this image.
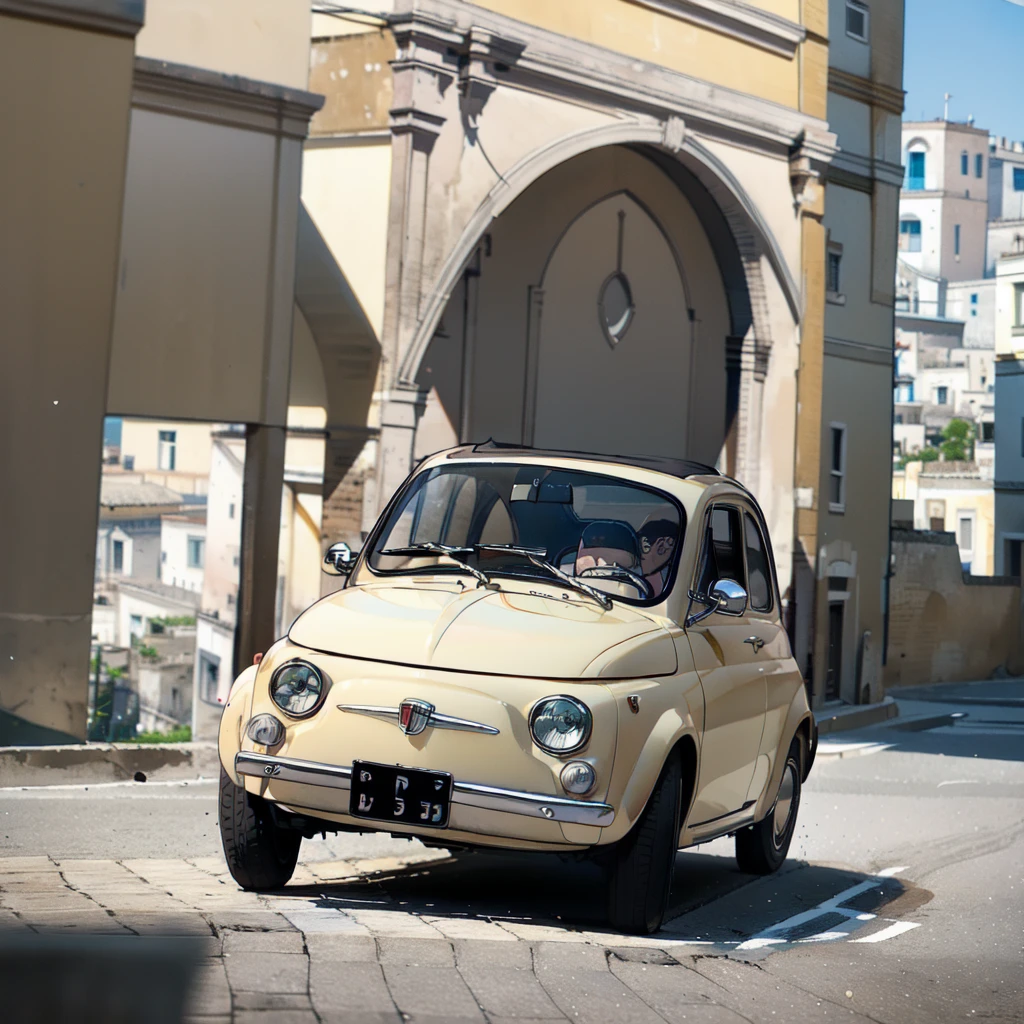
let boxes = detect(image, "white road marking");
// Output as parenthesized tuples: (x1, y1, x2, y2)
(815, 741, 892, 759)
(851, 920, 920, 943)
(735, 866, 914, 951)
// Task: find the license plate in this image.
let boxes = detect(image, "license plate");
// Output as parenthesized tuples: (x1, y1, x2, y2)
(349, 760, 453, 829)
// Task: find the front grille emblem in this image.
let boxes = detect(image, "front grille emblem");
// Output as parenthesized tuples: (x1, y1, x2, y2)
(399, 699, 435, 736)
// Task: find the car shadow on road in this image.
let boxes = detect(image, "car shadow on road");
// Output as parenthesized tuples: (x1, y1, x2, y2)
(275, 847, 912, 944)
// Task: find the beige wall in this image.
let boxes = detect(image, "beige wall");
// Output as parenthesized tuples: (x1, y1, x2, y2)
(119, 420, 215, 475)
(886, 531, 1022, 687)
(0, 8, 140, 741)
(136, 0, 311, 89)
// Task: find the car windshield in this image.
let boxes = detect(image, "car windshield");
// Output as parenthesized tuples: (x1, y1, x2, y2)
(368, 463, 685, 605)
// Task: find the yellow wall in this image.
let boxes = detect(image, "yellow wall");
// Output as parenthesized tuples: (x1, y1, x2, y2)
(471, 0, 800, 108)
(136, 0, 311, 89)
(302, 142, 393, 340)
(309, 32, 394, 134)
(119, 420, 216, 475)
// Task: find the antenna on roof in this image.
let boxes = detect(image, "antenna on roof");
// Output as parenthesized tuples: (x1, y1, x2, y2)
(943, 92, 952, 122)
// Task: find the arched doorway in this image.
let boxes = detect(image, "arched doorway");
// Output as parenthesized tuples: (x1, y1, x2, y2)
(414, 145, 734, 467)
(529, 192, 695, 457)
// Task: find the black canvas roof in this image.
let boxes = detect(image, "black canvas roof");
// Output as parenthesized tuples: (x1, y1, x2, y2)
(444, 439, 721, 482)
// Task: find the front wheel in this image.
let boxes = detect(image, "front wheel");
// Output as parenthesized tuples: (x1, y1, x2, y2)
(735, 740, 802, 875)
(219, 768, 301, 890)
(605, 752, 682, 935)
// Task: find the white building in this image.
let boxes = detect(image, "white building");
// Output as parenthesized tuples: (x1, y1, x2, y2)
(191, 423, 327, 739)
(994, 251, 1024, 578)
(899, 120, 989, 284)
(159, 512, 206, 593)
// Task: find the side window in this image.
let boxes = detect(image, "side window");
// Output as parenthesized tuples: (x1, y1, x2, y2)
(696, 505, 745, 596)
(743, 513, 773, 613)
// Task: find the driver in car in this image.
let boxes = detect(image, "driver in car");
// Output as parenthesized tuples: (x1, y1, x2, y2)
(638, 518, 677, 599)
(574, 520, 641, 576)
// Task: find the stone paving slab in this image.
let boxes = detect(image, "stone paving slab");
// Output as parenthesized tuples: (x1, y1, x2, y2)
(309, 960, 397, 1016)
(382, 964, 486, 1020)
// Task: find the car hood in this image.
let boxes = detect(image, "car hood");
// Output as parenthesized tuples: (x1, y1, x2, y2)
(287, 580, 677, 679)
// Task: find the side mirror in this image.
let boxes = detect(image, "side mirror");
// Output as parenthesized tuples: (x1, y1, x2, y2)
(710, 578, 747, 615)
(323, 542, 358, 576)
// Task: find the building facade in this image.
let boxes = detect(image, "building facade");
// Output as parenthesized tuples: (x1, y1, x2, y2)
(301, 0, 906, 708)
(2, 0, 908, 742)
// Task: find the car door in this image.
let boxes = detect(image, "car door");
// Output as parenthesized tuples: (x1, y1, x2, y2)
(684, 502, 768, 827)
(734, 504, 792, 803)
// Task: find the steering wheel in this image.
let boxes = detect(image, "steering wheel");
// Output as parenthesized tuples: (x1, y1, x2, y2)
(577, 565, 654, 600)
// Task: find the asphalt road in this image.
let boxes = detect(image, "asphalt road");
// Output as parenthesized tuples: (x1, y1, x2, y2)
(2, 686, 1022, 1023)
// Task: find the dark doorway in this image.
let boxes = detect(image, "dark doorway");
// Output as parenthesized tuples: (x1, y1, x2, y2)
(826, 602, 844, 702)
(1007, 539, 1022, 580)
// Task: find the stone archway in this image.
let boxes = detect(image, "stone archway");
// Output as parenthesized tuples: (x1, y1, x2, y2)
(412, 145, 738, 469)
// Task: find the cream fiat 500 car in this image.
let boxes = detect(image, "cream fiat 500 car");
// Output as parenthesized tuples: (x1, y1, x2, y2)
(218, 442, 817, 934)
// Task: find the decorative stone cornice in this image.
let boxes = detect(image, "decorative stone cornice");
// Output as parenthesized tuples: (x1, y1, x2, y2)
(388, 9, 459, 140)
(628, 0, 806, 59)
(828, 66, 906, 117)
(829, 150, 906, 191)
(0, 0, 143, 37)
(132, 58, 324, 140)
(393, 0, 837, 159)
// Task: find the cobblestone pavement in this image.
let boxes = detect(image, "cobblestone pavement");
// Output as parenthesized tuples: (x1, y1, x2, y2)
(3, 700, 1024, 1023)
(0, 845, 952, 1024)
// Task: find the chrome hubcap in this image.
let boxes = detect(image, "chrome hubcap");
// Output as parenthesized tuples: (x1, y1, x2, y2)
(772, 762, 796, 846)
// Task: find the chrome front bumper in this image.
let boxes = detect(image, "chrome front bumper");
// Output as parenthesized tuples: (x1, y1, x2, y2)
(235, 751, 615, 827)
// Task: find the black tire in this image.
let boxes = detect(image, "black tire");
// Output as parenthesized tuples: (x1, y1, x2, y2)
(606, 752, 683, 935)
(735, 739, 802, 875)
(219, 768, 301, 890)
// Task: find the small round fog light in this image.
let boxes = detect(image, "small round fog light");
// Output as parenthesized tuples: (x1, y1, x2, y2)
(560, 760, 596, 795)
(246, 714, 284, 747)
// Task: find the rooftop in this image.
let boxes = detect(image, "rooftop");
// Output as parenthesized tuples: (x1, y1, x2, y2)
(100, 477, 184, 509)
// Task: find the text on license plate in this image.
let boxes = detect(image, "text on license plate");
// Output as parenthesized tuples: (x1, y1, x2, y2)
(349, 760, 453, 829)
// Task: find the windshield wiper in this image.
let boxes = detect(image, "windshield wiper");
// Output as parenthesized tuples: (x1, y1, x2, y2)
(474, 543, 612, 611)
(378, 542, 498, 590)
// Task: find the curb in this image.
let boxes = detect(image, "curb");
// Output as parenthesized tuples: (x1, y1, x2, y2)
(0, 742, 220, 788)
(815, 696, 899, 736)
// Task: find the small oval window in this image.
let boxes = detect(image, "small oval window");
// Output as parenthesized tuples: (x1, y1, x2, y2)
(599, 272, 634, 347)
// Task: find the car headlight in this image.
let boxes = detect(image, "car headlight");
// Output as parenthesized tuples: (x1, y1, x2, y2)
(530, 696, 592, 755)
(246, 714, 285, 746)
(269, 660, 325, 717)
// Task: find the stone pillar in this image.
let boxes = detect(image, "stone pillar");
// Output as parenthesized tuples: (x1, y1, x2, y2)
(373, 12, 454, 513)
(790, 133, 830, 705)
(376, 388, 429, 512)
(233, 425, 287, 678)
(0, 1, 143, 743)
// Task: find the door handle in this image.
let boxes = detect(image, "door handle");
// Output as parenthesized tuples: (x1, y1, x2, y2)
(743, 636, 765, 653)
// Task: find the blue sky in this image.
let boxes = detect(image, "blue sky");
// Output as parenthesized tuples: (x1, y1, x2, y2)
(903, 0, 1024, 139)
